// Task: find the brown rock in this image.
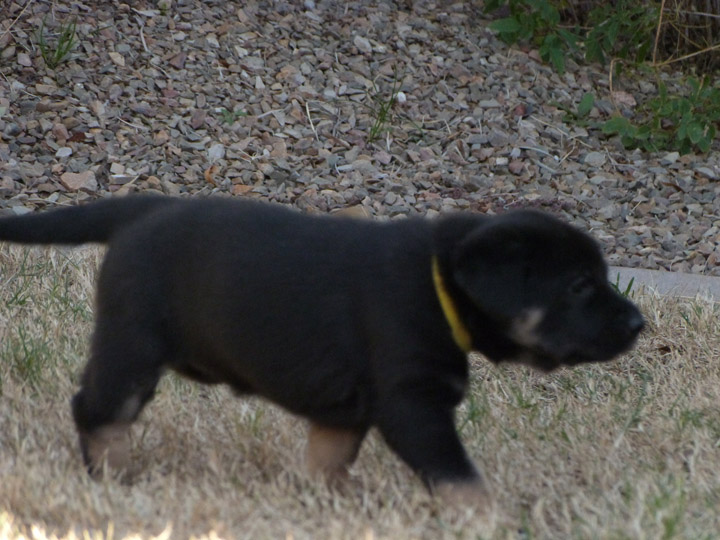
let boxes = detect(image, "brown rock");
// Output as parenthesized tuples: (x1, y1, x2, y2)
(169, 52, 187, 69)
(35, 84, 57, 95)
(232, 184, 254, 196)
(60, 171, 98, 192)
(190, 110, 207, 130)
(52, 123, 70, 142)
(333, 205, 371, 219)
(509, 160, 525, 175)
(108, 52, 125, 67)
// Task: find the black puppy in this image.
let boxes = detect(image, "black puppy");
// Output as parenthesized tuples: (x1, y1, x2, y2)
(0, 196, 643, 507)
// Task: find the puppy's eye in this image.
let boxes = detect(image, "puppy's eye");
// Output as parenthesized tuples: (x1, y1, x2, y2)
(569, 276, 594, 296)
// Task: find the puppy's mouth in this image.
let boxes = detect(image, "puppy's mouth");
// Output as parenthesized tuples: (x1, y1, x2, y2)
(508, 334, 642, 373)
(502, 349, 604, 373)
(501, 350, 566, 373)
(504, 306, 644, 372)
(495, 356, 544, 372)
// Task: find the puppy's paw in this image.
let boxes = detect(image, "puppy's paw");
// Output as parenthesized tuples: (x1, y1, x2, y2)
(434, 478, 495, 512)
(78, 423, 132, 479)
(433, 479, 499, 532)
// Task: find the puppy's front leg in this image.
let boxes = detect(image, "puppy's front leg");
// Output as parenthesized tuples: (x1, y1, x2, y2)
(375, 397, 492, 510)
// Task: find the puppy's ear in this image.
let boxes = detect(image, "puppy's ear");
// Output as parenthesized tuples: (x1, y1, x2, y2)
(450, 225, 527, 323)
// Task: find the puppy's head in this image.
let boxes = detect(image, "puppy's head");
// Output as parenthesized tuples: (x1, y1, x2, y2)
(447, 210, 644, 371)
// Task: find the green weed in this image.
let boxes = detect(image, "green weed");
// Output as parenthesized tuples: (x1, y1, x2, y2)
(457, 389, 490, 436)
(0, 250, 93, 392)
(249, 407, 265, 437)
(218, 108, 248, 125)
(36, 17, 77, 70)
(158, 0, 172, 16)
(649, 476, 687, 539)
(611, 273, 636, 298)
(366, 72, 402, 143)
(3, 327, 52, 388)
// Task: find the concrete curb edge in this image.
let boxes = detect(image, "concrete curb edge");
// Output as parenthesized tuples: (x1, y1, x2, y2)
(609, 266, 720, 300)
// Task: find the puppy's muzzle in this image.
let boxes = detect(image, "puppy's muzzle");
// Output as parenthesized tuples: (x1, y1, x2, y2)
(625, 310, 645, 340)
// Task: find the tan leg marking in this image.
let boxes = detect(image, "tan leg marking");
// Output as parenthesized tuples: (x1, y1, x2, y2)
(305, 423, 364, 480)
(80, 423, 132, 477)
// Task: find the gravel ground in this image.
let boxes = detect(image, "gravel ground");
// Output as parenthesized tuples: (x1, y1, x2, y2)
(1, 0, 719, 275)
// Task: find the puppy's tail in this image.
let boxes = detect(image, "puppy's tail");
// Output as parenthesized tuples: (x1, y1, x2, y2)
(0, 196, 178, 245)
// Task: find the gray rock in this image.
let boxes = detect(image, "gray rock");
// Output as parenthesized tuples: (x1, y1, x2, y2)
(353, 36, 372, 54)
(584, 151, 606, 167)
(695, 166, 717, 180)
(208, 143, 225, 161)
(661, 152, 680, 165)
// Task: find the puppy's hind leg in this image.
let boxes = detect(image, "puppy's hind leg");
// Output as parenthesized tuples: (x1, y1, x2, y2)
(71, 324, 166, 478)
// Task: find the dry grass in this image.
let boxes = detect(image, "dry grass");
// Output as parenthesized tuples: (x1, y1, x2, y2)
(0, 245, 718, 539)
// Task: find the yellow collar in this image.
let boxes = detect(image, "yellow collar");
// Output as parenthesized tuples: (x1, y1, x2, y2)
(431, 256, 472, 353)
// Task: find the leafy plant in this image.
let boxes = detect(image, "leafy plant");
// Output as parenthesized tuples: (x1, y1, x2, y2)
(601, 116, 653, 150)
(558, 92, 596, 126)
(559, 76, 719, 154)
(36, 17, 77, 69)
(602, 77, 719, 153)
(486, 0, 659, 74)
(650, 77, 719, 153)
(486, 0, 578, 73)
(584, 0, 658, 64)
(577, 92, 595, 118)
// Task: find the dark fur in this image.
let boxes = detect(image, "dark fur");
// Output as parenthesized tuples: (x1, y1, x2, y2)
(0, 196, 643, 500)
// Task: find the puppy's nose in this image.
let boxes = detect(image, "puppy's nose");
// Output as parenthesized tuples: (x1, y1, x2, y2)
(626, 311, 645, 338)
